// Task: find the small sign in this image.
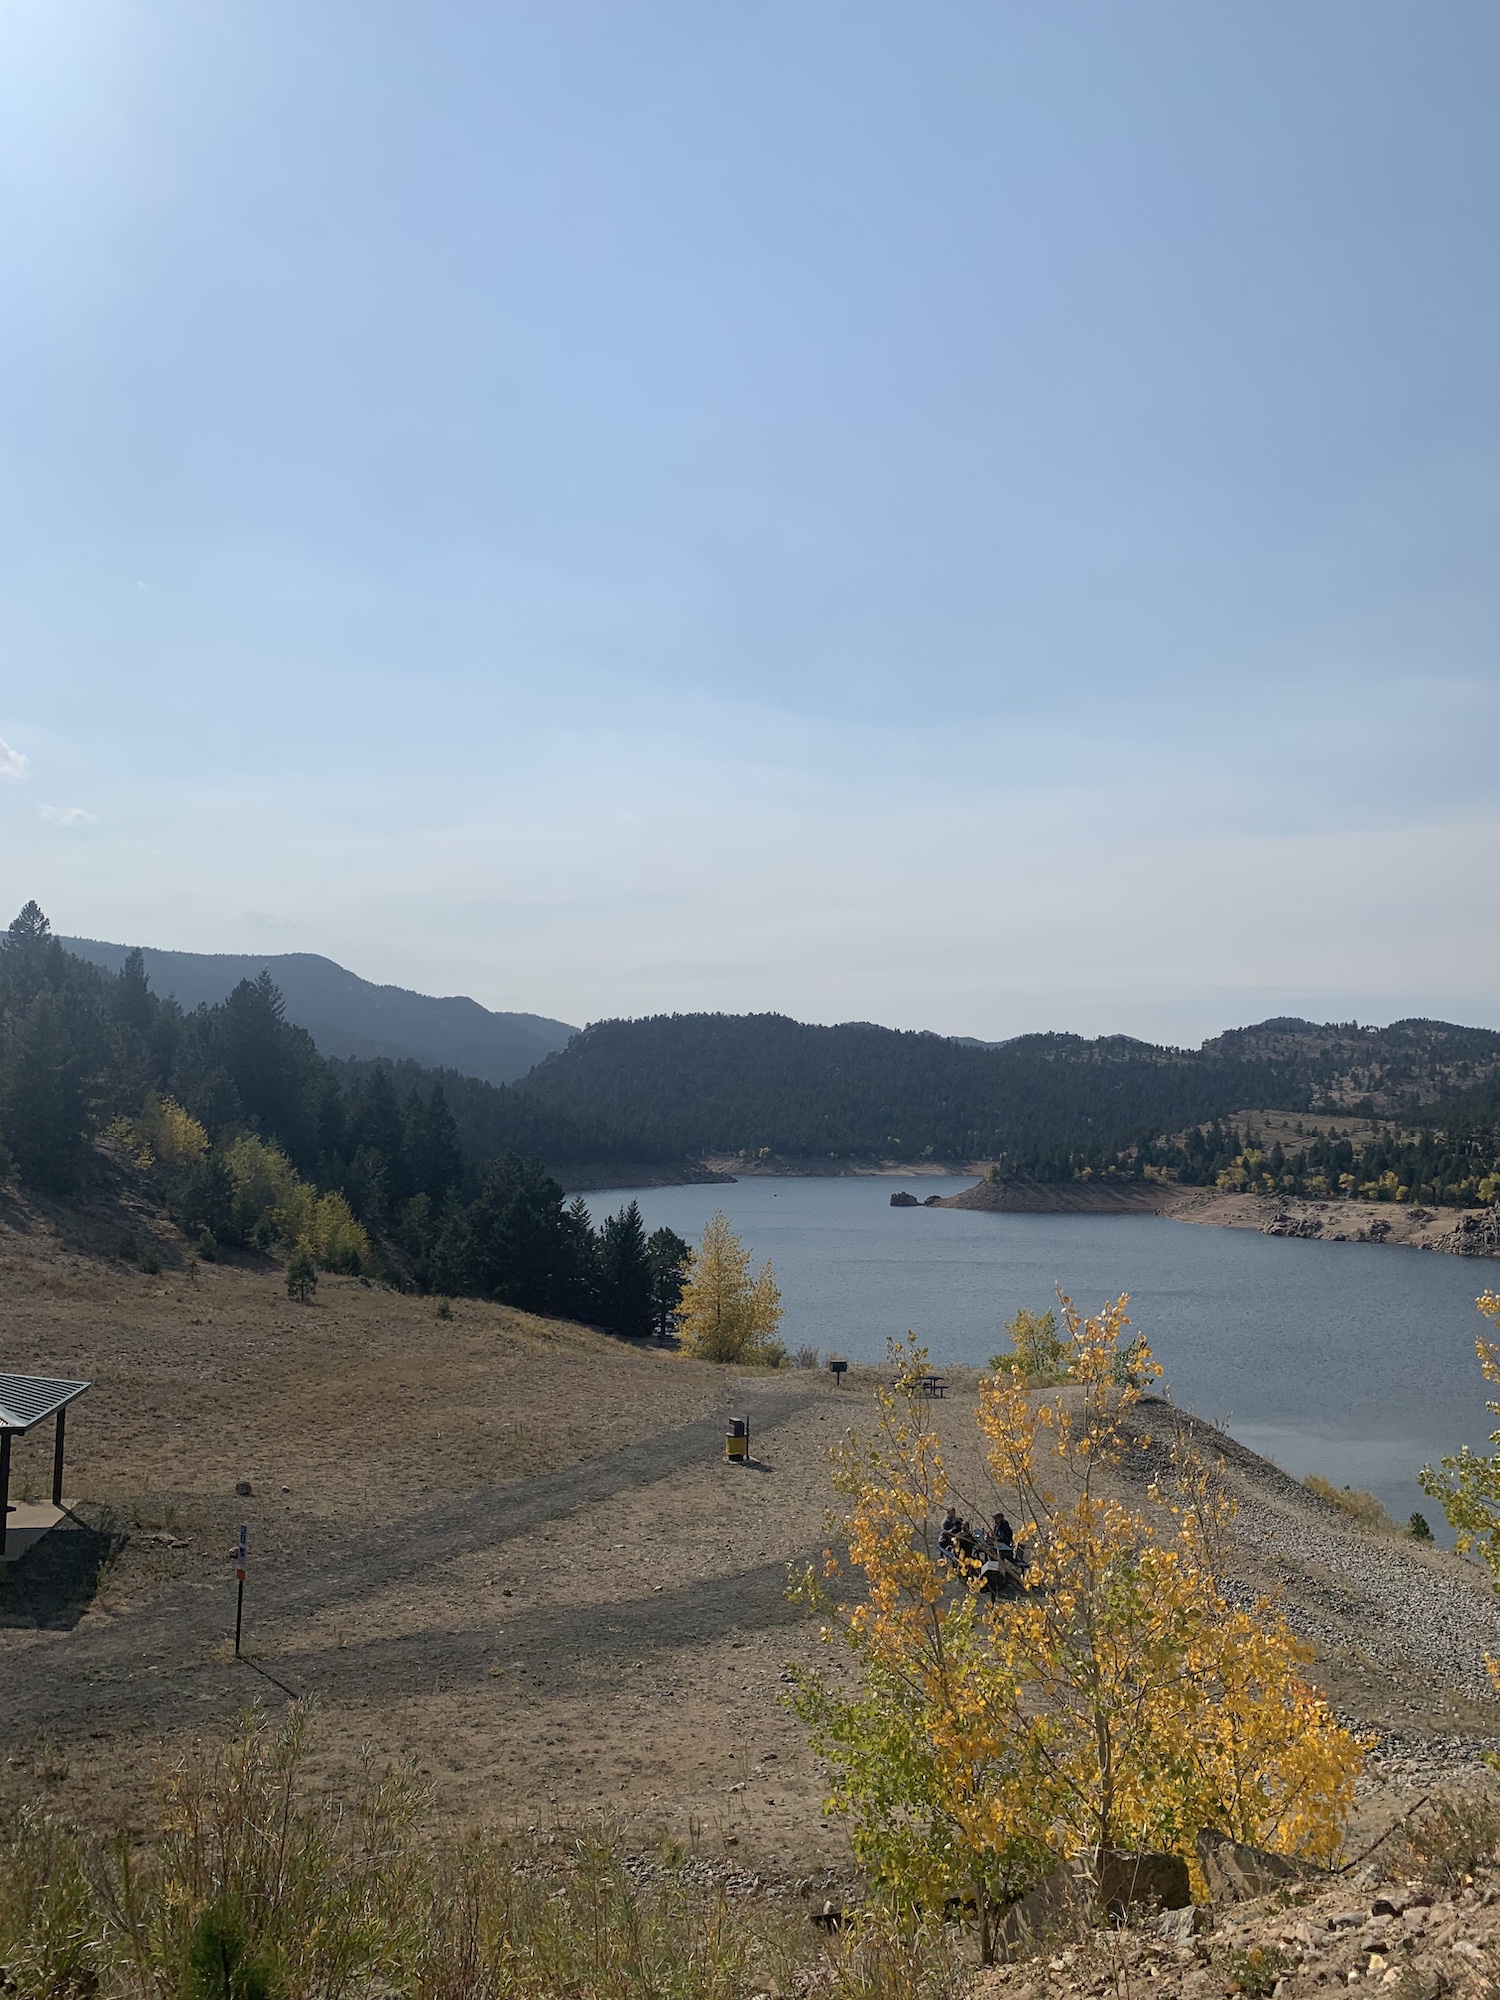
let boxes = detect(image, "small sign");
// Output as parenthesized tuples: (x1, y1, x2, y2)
(237, 1524, 248, 1576)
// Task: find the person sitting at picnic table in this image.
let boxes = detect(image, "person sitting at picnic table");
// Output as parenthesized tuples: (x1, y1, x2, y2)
(954, 1517, 982, 1564)
(938, 1506, 961, 1558)
(990, 1512, 1015, 1559)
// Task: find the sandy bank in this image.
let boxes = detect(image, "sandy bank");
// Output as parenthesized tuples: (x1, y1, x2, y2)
(1168, 1185, 1500, 1257)
(926, 1175, 1500, 1257)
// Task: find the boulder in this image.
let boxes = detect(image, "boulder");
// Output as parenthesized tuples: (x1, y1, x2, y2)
(1195, 1828, 1326, 1903)
(998, 1848, 1191, 1952)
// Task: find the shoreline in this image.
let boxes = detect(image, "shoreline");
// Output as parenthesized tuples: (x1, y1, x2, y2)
(549, 1155, 973, 1192)
(1164, 1183, 1500, 1257)
(554, 1156, 1500, 1261)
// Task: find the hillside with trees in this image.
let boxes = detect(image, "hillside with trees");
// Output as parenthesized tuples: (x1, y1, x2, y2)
(61, 937, 576, 1086)
(0, 903, 683, 1328)
(513, 1009, 1500, 1167)
(8, 901, 1500, 1308)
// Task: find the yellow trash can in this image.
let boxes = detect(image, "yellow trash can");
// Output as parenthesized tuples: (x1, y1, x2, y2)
(726, 1416, 750, 1461)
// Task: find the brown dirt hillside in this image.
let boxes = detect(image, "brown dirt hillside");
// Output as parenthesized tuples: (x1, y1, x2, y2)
(4, 1191, 1500, 1899)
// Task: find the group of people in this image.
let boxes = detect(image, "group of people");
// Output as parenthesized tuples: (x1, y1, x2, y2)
(937, 1505, 1027, 1590)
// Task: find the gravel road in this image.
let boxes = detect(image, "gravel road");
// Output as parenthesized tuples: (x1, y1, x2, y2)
(0, 1379, 820, 1742)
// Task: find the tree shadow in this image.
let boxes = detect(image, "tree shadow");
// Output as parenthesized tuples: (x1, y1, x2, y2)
(0, 1509, 128, 1630)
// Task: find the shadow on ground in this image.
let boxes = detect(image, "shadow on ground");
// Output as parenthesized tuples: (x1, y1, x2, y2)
(0, 1509, 128, 1630)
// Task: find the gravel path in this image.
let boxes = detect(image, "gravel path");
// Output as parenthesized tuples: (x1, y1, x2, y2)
(0, 1379, 818, 1742)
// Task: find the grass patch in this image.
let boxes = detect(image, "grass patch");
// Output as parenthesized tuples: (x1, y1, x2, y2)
(1405, 1788, 1500, 1888)
(0, 1706, 964, 2000)
(1302, 1474, 1397, 1531)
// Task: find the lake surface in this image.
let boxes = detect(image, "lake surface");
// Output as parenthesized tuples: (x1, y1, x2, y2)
(578, 1174, 1500, 1537)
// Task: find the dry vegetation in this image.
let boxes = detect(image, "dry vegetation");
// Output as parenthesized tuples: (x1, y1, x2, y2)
(8, 1189, 1500, 1991)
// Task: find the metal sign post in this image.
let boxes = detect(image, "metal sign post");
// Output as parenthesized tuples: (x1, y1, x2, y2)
(234, 1524, 248, 1657)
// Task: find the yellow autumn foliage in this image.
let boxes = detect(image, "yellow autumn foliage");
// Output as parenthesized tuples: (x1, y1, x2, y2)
(1420, 1293, 1500, 1696)
(220, 1134, 371, 1273)
(139, 1094, 210, 1168)
(104, 1094, 209, 1171)
(791, 1294, 1364, 1956)
(675, 1211, 783, 1363)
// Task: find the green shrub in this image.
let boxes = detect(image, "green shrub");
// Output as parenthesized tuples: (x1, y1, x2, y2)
(989, 1307, 1070, 1385)
(285, 1248, 317, 1303)
(185, 1895, 276, 2000)
(1216, 1944, 1289, 1996)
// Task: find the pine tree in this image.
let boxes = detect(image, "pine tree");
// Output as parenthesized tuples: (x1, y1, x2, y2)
(403, 1084, 463, 1201)
(114, 948, 154, 1037)
(286, 1245, 318, 1302)
(647, 1225, 691, 1339)
(597, 1200, 653, 1338)
(0, 989, 97, 1189)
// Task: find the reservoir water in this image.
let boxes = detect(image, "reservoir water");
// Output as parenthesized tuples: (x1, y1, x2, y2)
(578, 1174, 1500, 1537)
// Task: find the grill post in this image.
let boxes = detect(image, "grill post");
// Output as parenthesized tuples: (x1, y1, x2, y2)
(0, 1430, 11, 1558)
(52, 1405, 66, 1508)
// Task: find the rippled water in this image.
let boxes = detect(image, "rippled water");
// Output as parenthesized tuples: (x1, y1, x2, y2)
(578, 1173, 1500, 1537)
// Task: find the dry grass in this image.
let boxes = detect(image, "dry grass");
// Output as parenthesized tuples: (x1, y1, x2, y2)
(5, 1190, 1500, 1893)
(1302, 1474, 1398, 1532)
(0, 1706, 963, 2000)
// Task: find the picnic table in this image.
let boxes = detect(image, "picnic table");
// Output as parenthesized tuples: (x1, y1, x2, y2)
(916, 1373, 947, 1399)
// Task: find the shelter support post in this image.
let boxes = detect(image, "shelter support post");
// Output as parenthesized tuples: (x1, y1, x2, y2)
(53, 1406, 66, 1508)
(0, 1430, 10, 1557)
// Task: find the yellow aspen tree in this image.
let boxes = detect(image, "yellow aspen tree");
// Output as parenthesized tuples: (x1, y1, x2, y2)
(674, 1212, 784, 1363)
(139, 1093, 210, 1167)
(794, 1300, 1363, 1955)
(790, 1337, 1056, 1958)
(1420, 1293, 1500, 1696)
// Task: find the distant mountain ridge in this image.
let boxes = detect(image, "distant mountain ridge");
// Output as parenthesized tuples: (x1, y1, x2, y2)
(61, 938, 576, 1087)
(513, 1010, 1500, 1164)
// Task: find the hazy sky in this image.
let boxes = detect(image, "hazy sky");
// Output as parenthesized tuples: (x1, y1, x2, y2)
(2, 3, 1497, 1043)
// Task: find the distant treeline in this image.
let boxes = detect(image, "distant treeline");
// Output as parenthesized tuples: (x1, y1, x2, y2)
(7, 900, 1500, 1311)
(0, 903, 686, 1326)
(511, 1009, 1500, 1167)
(512, 1012, 1311, 1161)
(1017, 1115, 1500, 1208)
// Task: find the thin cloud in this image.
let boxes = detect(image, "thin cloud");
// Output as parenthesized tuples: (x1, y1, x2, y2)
(0, 738, 28, 781)
(39, 804, 96, 826)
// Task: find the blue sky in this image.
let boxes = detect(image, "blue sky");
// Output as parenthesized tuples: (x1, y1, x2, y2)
(1, 2, 1496, 1041)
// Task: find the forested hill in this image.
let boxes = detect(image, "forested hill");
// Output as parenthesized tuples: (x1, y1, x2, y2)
(513, 1012, 1500, 1164)
(62, 938, 575, 1087)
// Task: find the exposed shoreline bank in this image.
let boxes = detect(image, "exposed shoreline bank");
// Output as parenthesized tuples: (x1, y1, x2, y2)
(1167, 1183, 1500, 1257)
(553, 1155, 1500, 1261)
(935, 1175, 1500, 1258)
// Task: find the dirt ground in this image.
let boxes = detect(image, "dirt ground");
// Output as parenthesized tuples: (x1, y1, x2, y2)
(1166, 1183, 1493, 1252)
(4, 1188, 1500, 1882)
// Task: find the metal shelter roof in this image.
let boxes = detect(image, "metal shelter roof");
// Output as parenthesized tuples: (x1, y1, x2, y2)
(0, 1374, 90, 1432)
